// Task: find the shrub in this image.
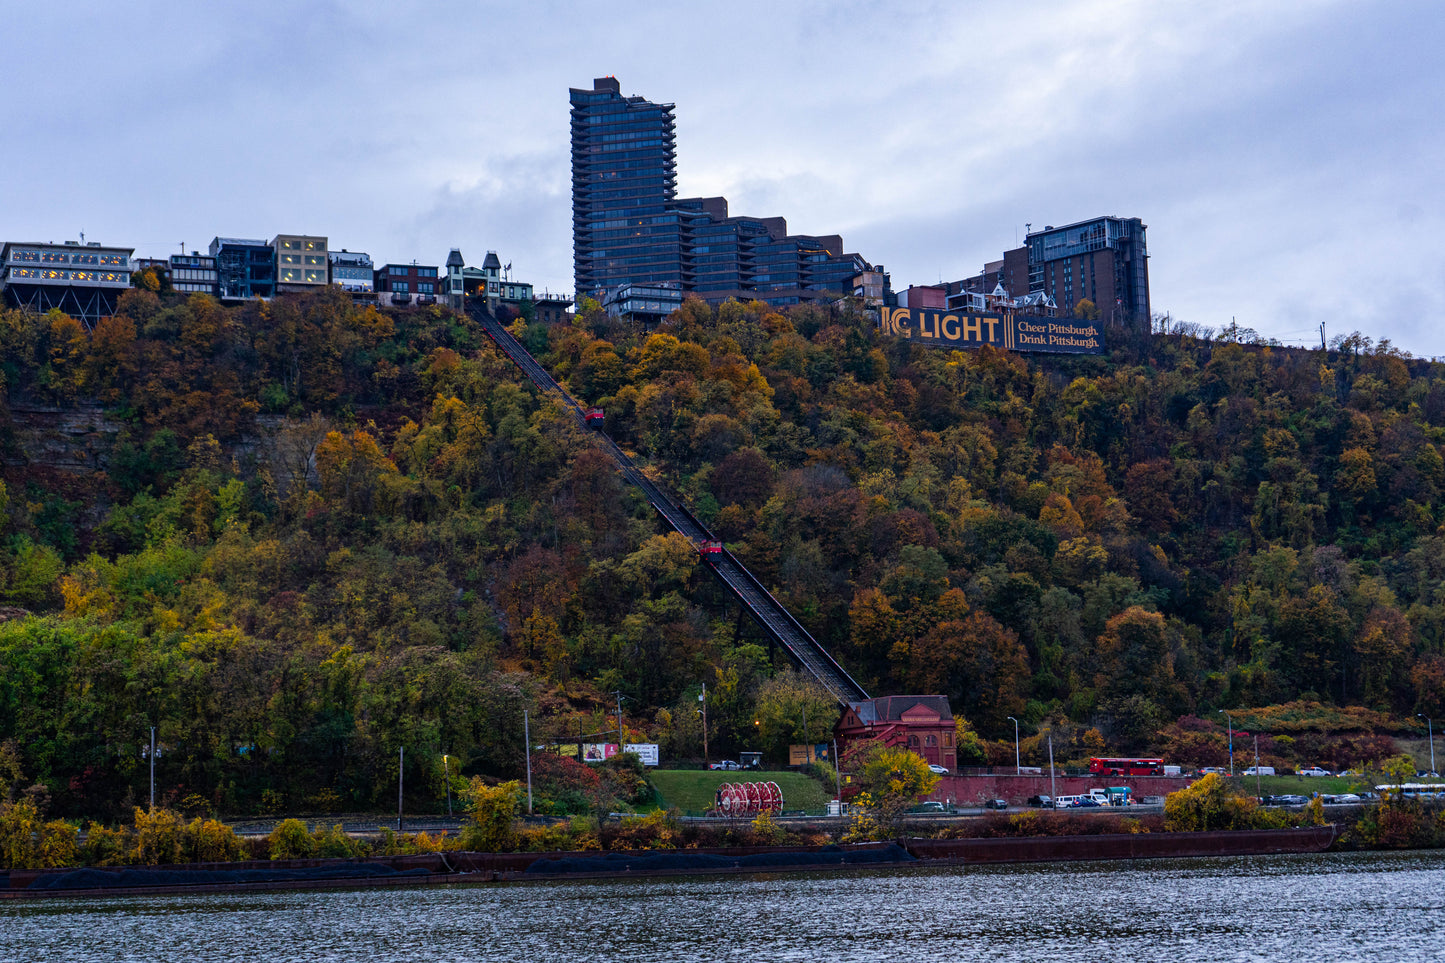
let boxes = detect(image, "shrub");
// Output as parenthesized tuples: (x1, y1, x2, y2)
(408, 831, 451, 853)
(749, 810, 788, 846)
(267, 818, 317, 860)
(605, 809, 684, 850)
(1163, 773, 1283, 832)
(0, 799, 43, 869)
(184, 818, 243, 863)
(459, 778, 522, 852)
(39, 820, 79, 867)
(81, 822, 132, 866)
(312, 824, 366, 858)
(131, 807, 185, 865)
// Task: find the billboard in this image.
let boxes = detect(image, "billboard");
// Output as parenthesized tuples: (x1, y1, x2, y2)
(879, 306, 1104, 355)
(582, 743, 619, 762)
(788, 744, 832, 766)
(623, 743, 660, 766)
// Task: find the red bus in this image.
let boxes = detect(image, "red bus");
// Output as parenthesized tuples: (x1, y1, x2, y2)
(1089, 757, 1163, 776)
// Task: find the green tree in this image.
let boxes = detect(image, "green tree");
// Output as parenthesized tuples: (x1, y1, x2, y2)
(844, 741, 940, 839)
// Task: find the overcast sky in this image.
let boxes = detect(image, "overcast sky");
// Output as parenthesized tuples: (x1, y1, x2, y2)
(4, 1, 1442, 355)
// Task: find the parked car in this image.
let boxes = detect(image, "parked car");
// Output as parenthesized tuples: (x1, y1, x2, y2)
(709, 760, 741, 771)
(928, 764, 950, 775)
(1336, 769, 1362, 777)
(1072, 798, 1102, 808)
(1027, 795, 1054, 808)
(918, 800, 946, 812)
(1275, 794, 1308, 806)
(1297, 766, 1331, 777)
(984, 799, 1009, 810)
(1331, 793, 1362, 804)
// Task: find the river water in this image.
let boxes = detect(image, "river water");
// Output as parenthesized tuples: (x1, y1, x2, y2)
(3, 851, 1442, 962)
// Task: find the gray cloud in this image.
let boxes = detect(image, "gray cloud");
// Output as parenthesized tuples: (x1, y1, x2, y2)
(3, 0, 1441, 354)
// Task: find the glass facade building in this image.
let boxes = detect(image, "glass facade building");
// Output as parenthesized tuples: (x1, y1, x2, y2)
(571, 78, 879, 311)
(1025, 217, 1149, 325)
(570, 77, 679, 297)
(209, 237, 275, 301)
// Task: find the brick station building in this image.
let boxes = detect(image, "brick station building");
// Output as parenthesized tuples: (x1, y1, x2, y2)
(835, 695, 958, 771)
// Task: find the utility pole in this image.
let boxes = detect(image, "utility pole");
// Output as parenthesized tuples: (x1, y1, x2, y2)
(1048, 733, 1057, 806)
(1254, 736, 1262, 798)
(1007, 716, 1020, 775)
(1228, 713, 1235, 776)
(524, 710, 534, 814)
(802, 702, 809, 761)
(699, 683, 708, 767)
(833, 738, 843, 814)
(1420, 715, 1436, 775)
(149, 726, 156, 811)
(612, 691, 626, 750)
(397, 746, 404, 832)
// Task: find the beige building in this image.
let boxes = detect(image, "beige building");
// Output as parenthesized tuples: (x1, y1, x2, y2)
(272, 234, 329, 292)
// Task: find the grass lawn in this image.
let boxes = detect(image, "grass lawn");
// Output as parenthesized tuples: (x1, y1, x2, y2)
(1227, 773, 1444, 795)
(647, 770, 833, 814)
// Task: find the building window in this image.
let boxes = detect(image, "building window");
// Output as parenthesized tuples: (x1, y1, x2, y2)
(943, 734, 953, 747)
(417, 282, 434, 294)
(393, 282, 409, 294)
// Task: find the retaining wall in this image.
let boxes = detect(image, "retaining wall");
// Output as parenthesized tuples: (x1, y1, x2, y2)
(929, 773, 1196, 806)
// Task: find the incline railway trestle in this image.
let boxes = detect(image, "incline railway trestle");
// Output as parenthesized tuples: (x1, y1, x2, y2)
(470, 304, 868, 705)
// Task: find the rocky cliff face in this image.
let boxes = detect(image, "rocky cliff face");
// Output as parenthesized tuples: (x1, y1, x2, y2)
(4, 401, 123, 474)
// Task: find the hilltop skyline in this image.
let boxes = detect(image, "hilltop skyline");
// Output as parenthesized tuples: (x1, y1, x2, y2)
(2, 1, 1442, 354)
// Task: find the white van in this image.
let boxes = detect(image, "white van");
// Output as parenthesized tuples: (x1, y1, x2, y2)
(1243, 766, 1275, 776)
(1053, 795, 1082, 808)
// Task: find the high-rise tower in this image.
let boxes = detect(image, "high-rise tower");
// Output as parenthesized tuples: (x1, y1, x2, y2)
(569, 77, 679, 299)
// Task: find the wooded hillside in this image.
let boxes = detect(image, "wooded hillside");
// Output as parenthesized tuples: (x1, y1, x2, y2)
(1, 288, 1443, 817)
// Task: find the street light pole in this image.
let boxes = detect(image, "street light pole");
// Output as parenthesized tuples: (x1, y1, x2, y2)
(397, 746, 404, 832)
(443, 754, 452, 817)
(1007, 716, 1020, 775)
(1219, 709, 1234, 776)
(149, 726, 156, 811)
(1420, 715, 1436, 774)
(1254, 736, 1261, 798)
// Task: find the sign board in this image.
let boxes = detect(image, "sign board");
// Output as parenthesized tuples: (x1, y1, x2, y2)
(623, 743, 660, 767)
(582, 743, 618, 762)
(879, 306, 1104, 355)
(788, 744, 832, 766)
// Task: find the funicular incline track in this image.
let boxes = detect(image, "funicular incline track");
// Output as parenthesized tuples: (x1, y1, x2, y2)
(472, 306, 868, 705)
